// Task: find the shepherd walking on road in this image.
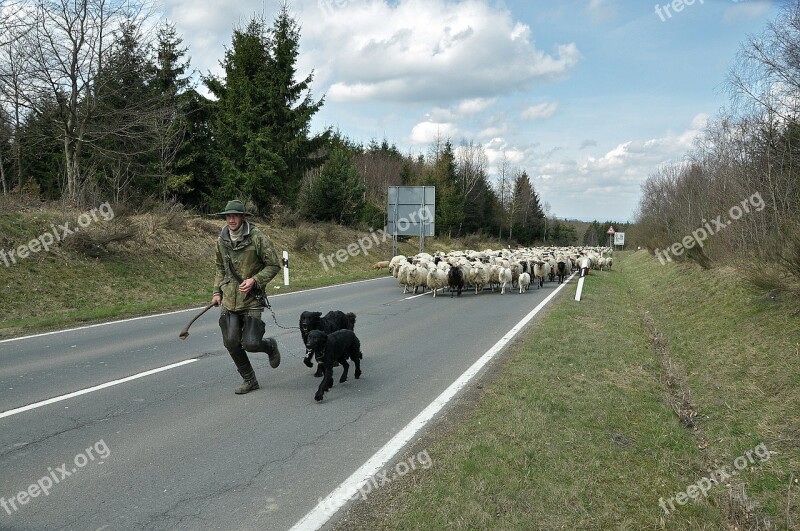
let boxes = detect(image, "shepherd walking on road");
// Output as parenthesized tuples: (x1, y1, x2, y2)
(211, 200, 282, 394)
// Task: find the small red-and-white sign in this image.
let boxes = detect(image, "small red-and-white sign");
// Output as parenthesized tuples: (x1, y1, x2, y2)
(606, 226, 615, 235)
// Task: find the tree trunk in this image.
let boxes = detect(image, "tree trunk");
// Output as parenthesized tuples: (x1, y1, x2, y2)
(0, 144, 7, 194)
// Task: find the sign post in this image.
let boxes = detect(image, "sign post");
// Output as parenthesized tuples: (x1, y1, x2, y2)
(387, 186, 436, 256)
(614, 232, 625, 250)
(606, 226, 615, 248)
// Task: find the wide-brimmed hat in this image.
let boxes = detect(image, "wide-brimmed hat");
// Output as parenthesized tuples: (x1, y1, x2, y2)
(215, 200, 251, 216)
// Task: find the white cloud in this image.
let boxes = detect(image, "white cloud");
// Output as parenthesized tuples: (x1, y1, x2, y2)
(483, 138, 533, 170)
(426, 97, 496, 121)
(161, 0, 255, 79)
(457, 98, 496, 115)
(522, 113, 709, 220)
(477, 125, 509, 139)
(587, 0, 615, 22)
(521, 101, 559, 121)
(723, 0, 771, 23)
(300, 0, 580, 103)
(409, 121, 459, 145)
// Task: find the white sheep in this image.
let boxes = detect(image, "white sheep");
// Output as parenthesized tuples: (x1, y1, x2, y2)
(389, 255, 408, 277)
(407, 264, 428, 294)
(509, 261, 523, 288)
(487, 264, 502, 292)
(518, 272, 531, 293)
(467, 263, 489, 294)
(533, 261, 550, 288)
(499, 267, 512, 295)
(426, 268, 449, 297)
(396, 263, 412, 293)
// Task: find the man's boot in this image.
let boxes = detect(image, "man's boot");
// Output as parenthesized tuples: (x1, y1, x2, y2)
(235, 366, 259, 394)
(264, 337, 281, 368)
(243, 316, 280, 368)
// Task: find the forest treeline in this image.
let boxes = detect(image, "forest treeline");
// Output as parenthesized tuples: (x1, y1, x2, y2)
(0, 1, 584, 246)
(633, 1, 800, 295)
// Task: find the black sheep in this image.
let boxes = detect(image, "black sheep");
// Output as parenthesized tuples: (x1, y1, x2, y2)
(556, 261, 567, 284)
(448, 266, 464, 297)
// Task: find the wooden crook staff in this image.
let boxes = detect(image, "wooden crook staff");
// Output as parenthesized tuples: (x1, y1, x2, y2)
(179, 303, 216, 340)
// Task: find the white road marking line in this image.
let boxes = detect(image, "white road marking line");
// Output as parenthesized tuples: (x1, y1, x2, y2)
(0, 277, 390, 344)
(0, 359, 198, 420)
(403, 291, 429, 300)
(289, 272, 577, 531)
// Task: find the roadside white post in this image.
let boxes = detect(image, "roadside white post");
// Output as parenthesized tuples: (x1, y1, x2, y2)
(283, 251, 289, 286)
(575, 257, 591, 301)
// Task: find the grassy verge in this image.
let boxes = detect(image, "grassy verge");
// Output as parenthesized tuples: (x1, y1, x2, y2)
(334, 251, 799, 530)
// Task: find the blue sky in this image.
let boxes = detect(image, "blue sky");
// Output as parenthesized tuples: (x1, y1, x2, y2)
(160, 0, 783, 221)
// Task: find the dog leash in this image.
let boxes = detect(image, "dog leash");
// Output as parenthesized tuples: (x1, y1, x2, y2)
(261, 293, 300, 331)
(259, 293, 313, 362)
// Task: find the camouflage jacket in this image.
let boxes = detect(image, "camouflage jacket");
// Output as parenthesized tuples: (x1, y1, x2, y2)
(213, 222, 280, 312)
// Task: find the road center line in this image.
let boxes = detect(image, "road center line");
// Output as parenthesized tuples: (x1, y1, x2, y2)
(290, 273, 577, 531)
(0, 359, 198, 420)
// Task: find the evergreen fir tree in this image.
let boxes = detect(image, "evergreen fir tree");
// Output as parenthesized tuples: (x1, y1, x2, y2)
(205, 9, 327, 211)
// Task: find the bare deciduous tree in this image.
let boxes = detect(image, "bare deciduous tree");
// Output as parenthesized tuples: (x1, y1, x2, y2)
(456, 139, 487, 198)
(0, 2, 38, 194)
(18, 0, 151, 202)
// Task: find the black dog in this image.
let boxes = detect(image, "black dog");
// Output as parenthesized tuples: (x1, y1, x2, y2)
(299, 310, 356, 376)
(307, 329, 363, 402)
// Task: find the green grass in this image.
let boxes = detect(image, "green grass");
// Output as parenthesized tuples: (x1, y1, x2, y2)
(335, 251, 799, 530)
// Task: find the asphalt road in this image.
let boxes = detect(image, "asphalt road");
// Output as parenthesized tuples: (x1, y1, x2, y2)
(0, 274, 571, 530)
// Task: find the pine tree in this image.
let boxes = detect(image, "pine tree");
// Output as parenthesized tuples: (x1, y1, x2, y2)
(428, 139, 463, 236)
(205, 17, 274, 207)
(16, 96, 63, 198)
(151, 21, 194, 202)
(509, 170, 544, 243)
(305, 143, 364, 224)
(266, 5, 329, 203)
(205, 8, 327, 211)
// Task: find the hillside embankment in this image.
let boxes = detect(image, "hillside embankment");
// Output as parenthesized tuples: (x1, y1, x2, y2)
(0, 199, 495, 339)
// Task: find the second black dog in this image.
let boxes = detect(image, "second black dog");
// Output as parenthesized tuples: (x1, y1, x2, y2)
(299, 310, 356, 376)
(307, 329, 363, 402)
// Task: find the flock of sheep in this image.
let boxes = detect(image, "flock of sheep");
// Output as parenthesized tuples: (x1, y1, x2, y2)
(386, 246, 614, 296)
